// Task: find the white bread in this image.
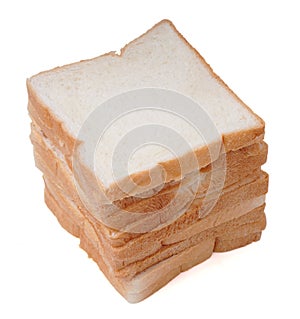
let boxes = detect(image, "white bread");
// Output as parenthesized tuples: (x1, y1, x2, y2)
(27, 19, 265, 202)
(27, 19, 268, 302)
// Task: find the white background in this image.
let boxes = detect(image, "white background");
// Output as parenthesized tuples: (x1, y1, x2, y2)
(1, 0, 299, 318)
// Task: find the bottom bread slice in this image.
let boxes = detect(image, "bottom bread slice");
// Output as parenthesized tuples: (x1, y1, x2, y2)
(44, 180, 266, 303)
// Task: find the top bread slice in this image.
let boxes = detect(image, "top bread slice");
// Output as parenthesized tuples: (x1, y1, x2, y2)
(27, 19, 264, 202)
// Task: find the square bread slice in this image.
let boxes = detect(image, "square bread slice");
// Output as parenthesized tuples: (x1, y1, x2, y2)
(27, 19, 264, 203)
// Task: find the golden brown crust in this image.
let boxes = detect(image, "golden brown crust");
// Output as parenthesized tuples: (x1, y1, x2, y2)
(27, 94, 75, 166)
(44, 182, 265, 303)
(214, 232, 262, 252)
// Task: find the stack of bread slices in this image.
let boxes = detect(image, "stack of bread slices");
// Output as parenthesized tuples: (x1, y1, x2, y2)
(27, 20, 268, 303)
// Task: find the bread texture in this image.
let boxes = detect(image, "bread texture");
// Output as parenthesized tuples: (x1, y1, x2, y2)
(27, 19, 265, 201)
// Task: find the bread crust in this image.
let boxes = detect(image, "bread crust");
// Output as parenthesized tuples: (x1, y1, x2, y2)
(44, 183, 265, 303)
(42, 169, 267, 272)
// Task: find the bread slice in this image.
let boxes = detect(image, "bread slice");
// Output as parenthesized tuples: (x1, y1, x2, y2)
(27, 19, 265, 203)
